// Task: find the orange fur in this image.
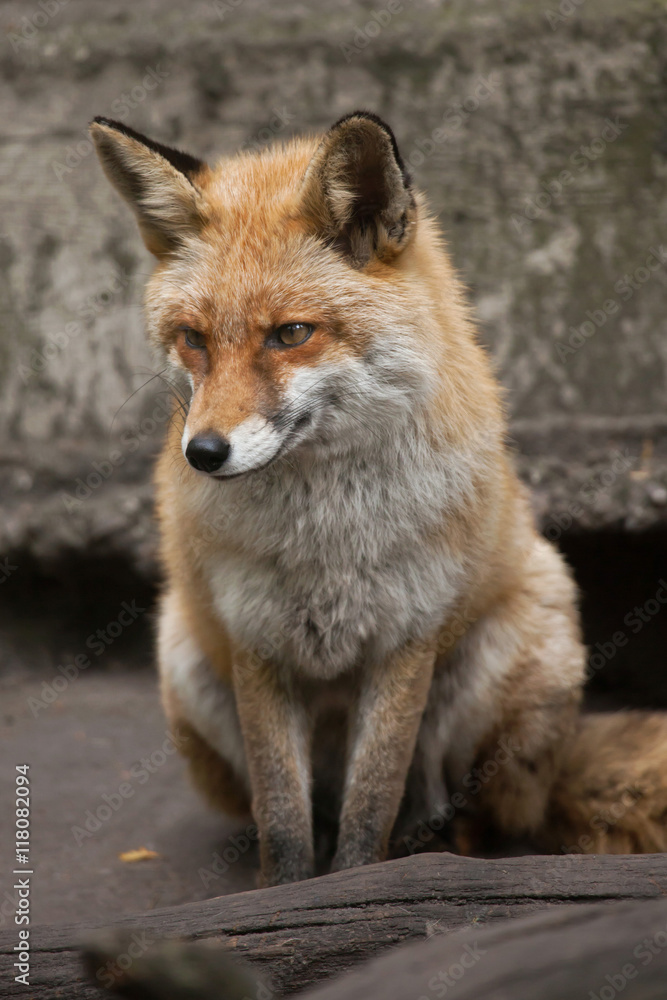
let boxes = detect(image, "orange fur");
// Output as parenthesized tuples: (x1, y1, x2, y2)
(90, 112, 664, 885)
(540, 712, 667, 855)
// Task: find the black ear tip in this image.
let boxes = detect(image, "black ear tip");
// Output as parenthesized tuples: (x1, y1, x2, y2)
(90, 116, 124, 130)
(88, 118, 206, 181)
(331, 109, 394, 136)
(330, 110, 411, 188)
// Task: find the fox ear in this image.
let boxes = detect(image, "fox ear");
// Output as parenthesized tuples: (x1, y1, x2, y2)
(89, 117, 210, 256)
(299, 111, 415, 268)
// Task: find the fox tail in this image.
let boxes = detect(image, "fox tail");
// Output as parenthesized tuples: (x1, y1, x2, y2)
(538, 710, 667, 855)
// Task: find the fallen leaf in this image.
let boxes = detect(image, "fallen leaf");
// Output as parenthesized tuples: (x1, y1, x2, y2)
(118, 847, 160, 863)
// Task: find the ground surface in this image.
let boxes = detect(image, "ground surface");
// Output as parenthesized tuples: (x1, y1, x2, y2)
(0, 663, 258, 931)
(0, 517, 665, 936)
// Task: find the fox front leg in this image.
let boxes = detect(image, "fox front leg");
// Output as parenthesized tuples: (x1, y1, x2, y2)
(333, 640, 436, 871)
(233, 654, 314, 886)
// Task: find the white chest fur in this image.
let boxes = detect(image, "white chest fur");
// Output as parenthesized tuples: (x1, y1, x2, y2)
(197, 424, 476, 679)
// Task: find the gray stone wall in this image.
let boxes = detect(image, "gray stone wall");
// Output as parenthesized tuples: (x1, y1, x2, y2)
(1, 0, 666, 573)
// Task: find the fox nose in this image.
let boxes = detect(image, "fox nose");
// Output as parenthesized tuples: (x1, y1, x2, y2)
(185, 432, 231, 474)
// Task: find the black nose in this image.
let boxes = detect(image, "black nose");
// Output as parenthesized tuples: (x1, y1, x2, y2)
(185, 433, 231, 473)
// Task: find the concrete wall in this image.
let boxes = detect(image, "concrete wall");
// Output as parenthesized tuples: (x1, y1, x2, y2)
(1, 0, 666, 573)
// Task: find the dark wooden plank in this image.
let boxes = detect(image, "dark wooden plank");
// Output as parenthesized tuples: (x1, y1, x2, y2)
(309, 896, 667, 1000)
(79, 897, 667, 1000)
(2, 853, 667, 998)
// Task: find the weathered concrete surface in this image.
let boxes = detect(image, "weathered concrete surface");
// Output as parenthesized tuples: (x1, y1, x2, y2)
(1, 0, 667, 572)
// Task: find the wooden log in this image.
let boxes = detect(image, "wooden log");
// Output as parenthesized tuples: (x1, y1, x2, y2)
(80, 896, 667, 1000)
(2, 852, 667, 998)
(309, 895, 667, 1000)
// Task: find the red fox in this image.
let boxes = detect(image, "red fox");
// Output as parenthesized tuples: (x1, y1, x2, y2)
(90, 111, 657, 885)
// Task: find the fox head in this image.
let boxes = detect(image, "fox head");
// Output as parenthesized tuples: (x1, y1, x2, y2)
(90, 112, 444, 480)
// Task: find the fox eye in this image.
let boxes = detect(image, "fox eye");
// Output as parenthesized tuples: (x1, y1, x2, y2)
(183, 327, 206, 349)
(275, 322, 314, 347)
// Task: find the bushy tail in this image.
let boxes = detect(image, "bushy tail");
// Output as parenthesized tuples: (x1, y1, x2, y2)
(538, 711, 667, 855)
